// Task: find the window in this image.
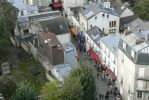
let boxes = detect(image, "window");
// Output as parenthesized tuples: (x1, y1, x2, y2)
(107, 15, 109, 18)
(121, 77, 123, 85)
(21, 11, 24, 16)
(123, 42, 126, 50)
(121, 54, 124, 63)
(90, 25, 93, 28)
(102, 14, 105, 17)
(109, 21, 116, 27)
(137, 91, 143, 98)
(131, 50, 135, 58)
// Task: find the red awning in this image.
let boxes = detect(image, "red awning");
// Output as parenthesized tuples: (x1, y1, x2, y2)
(106, 69, 117, 81)
(53, 2, 63, 8)
(88, 48, 100, 62)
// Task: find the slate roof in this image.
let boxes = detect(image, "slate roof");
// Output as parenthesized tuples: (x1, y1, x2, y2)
(39, 17, 70, 35)
(128, 18, 149, 31)
(64, 43, 79, 67)
(119, 31, 149, 65)
(100, 33, 120, 56)
(81, 3, 118, 20)
(110, 0, 125, 15)
(86, 26, 106, 47)
(28, 11, 61, 20)
(38, 32, 64, 65)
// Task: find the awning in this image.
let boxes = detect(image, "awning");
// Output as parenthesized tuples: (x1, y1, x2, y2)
(106, 69, 117, 81)
(53, 2, 63, 8)
(88, 48, 101, 62)
(71, 26, 79, 36)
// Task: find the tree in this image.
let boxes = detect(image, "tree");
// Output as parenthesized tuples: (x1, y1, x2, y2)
(62, 62, 96, 100)
(13, 81, 36, 100)
(0, 76, 17, 99)
(133, 0, 149, 21)
(41, 80, 62, 100)
(0, 0, 18, 38)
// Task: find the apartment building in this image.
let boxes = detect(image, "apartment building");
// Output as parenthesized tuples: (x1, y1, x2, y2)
(79, 2, 119, 34)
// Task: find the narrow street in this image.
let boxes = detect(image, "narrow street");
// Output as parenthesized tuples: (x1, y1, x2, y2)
(71, 36, 117, 100)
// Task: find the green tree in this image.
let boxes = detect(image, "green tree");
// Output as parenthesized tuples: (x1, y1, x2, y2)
(13, 81, 36, 100)
(41, 80, 62, 100)
(62, 62, 96, 100)
(0, 0, 18, 38)
(133, 0, 149, 21)
(0, 76, 17, 99)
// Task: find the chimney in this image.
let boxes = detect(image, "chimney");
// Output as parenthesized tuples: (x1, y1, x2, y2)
(103, 0, 111, 8)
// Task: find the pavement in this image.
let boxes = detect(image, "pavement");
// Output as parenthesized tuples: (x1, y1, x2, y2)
(71, 36, 116, 100)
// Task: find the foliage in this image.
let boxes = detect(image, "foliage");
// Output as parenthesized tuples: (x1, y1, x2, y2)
(133, 0, 149, 21)
(0, 0, 18, 38)
(41, 80, 62, 100)
(62, 62, 96, 100)
(0, 76, 17, 99)
(13, 80, 36, 100)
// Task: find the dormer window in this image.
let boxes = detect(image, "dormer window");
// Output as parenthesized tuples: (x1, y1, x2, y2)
(131, 50, 135, 58)
(123, 42, 126, 50)
(107, 15, 109, 18)
(102, 14, 105, 17)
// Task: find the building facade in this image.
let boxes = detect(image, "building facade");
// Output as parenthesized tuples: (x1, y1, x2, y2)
(79, 3, 120, 34)
(100, 33, 120, 77)
(117, 31, 149, 100)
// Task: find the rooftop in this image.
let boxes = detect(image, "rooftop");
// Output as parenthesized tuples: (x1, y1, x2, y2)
(53, 64, 71, 82)
(39, 17, 70, 35)
(64, 43, 79, 67)
(100, 33, 120, 56)
(128, 18, 149, 32)
(40, 32, 61, 45)
(119, 31, 149, 65)
(81, 3, 118, 20)
(8, 0, 26, 10)
(86, 26, 105, 47)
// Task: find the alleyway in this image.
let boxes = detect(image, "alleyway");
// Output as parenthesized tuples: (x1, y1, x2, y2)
(71, 36, 117, 100)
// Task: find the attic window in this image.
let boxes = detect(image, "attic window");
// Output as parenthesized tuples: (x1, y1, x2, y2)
(102, 14, 105, 17)
(131, 50, 135, 58)
(59, 24, 63, 30)
(107, 15, 109, 18)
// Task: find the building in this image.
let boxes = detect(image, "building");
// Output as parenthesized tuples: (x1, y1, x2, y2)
(8, 0, 39, 16)
(117, 30, 149, 100)
(79, 2, 119, 34)
(0, 62, 10, 75)
(25, 0, 50, 6)
(110, 0, 134, 18)
(37, 16, 71, 44)
(63, 43, 79, 67)
(85, 26, 104, 52)
(63, 0, 88, 16)
(51, 64, 71, 83)
(100, 33, 120, 77)
(38, 32, 64, 67)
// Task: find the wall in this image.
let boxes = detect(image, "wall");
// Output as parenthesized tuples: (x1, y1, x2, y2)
(64, 0, 87, 15)
(100, 41, 118, 76)
(56, 33, 71, 44)
(88, 12, 120, 34)
(79, 13, 88, 31)
(117, 49, 136, 100)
